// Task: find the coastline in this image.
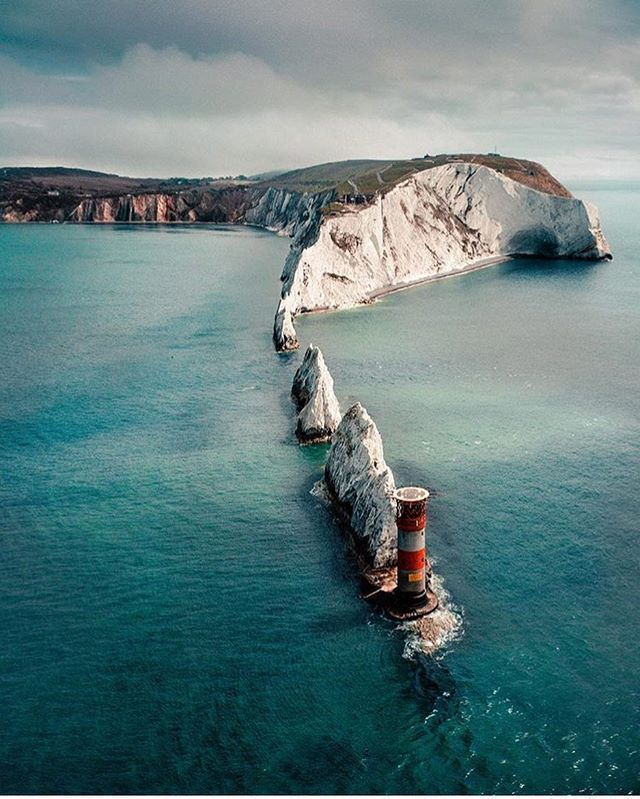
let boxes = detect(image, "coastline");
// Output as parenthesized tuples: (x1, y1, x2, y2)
(293, 255, 517, 320)
(367, 254, 515, 301)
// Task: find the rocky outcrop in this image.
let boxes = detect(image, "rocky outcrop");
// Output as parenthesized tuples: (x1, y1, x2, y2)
(324, 403, 397, 568)
(273, 162, 612, 350)
(291, 344, 341, 443)
(274, 301, 299, 351)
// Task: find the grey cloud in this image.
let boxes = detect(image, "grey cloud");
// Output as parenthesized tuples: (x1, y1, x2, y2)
(0, 0, 638, 180)
(3, 0, 638, 84)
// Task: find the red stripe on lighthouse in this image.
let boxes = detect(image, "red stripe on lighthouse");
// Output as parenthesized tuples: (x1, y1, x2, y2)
(397, 548, 425, 571)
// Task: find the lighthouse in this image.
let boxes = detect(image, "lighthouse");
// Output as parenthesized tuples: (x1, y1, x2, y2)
(389, 486, 438, 619)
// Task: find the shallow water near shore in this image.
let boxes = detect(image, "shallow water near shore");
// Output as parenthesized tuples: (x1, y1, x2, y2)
(1, 185, 639, 793)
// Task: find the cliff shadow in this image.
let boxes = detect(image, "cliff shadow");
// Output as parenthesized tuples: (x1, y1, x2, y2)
(498, 254, 604, 281)
(505, 226, 561, 257)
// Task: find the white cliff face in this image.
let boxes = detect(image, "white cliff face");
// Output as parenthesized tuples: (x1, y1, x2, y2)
(324, 403, 397, 568)
(274, 163, 612, 349)
(291, 344, 342, 443)
(244, 187, 334, 236)
(243, 187, 336, 350)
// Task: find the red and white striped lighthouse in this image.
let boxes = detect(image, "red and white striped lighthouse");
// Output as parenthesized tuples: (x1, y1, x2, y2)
(361, 484, 438, 620)
(395, 486, 429, 606)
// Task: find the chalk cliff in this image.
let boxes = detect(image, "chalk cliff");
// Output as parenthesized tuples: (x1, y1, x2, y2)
(324, 402, 397, 568)
(245, 187, 334, 236)
(273, 163, 612, 350)
(69, 187, 251, 223)
(65, 184, 336, 231)
(291, 344, 342, 443)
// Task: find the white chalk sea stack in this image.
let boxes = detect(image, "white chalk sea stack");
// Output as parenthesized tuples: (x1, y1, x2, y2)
(274, 162, 612, 350)
(324, 402, 397, 568)
(291, 344, 342, 443)
(274, 300, 299, 352)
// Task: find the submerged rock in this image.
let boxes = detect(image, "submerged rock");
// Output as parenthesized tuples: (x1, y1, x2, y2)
(291, 345, 341, 443)
(324, 403, 397, 567)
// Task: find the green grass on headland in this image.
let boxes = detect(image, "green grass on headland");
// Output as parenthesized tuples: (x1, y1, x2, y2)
(255, 153, 572, 199)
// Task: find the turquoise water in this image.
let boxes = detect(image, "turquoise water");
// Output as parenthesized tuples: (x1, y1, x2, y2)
(1, 188, 638, 794)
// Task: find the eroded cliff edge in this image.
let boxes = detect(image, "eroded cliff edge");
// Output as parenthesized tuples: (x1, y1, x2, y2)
(273, 162, 612, 350)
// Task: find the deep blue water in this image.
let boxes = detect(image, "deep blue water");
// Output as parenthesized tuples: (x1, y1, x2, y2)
(1, 186, 639, 794)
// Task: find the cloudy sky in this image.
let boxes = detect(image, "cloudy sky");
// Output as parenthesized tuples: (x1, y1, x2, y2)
(0, 0, 638, 180)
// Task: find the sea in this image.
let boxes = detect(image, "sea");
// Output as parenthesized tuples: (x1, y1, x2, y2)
(1, 184, 638, 794)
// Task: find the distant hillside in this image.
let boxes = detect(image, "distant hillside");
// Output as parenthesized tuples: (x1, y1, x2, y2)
(1, 166, 122, 179)
(0, 166, 248, 194)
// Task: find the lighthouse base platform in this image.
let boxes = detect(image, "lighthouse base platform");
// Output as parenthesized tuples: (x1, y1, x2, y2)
(359, 567, 439, 620)
(384, 589, 439, 620)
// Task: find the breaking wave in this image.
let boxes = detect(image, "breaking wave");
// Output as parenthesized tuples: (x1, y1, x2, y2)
(401, 566, 464, 659)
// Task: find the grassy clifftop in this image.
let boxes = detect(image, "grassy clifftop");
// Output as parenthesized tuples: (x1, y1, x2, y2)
(256, 154, 572, 199)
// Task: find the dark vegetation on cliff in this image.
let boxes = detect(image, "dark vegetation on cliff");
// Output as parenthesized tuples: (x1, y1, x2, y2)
(0, 154, 572, 223)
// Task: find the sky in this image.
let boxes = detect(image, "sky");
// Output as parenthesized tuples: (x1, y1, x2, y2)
(0, 0, 638, 181)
